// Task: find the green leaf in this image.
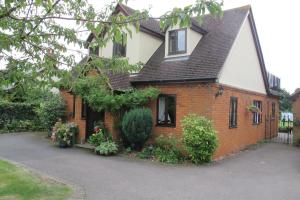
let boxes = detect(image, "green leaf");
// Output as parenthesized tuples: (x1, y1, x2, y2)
(35, 0, 42, 6)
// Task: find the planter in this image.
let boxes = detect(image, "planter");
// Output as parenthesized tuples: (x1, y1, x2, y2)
(59, 143, 68, 148)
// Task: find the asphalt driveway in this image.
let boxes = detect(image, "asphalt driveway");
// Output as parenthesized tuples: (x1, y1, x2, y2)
(0, 133, 299, 200)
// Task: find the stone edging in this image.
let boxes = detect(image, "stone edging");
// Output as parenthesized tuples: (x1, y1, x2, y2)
(0, 157, 86, 200)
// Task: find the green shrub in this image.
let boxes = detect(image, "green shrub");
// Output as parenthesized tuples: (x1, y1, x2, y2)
(137, 146, 154, 159)
(154, 135, 183, 164)
(181, 114, 218, 164)
(121, 108, 153, 150)
(88, 129, 110, 147)
(37, 95, 66, 132)
(0, 101, 39, 131)
(95, 141, 118, 156)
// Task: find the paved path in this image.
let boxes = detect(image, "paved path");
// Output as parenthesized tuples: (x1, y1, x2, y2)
(0, 133, 300, 200)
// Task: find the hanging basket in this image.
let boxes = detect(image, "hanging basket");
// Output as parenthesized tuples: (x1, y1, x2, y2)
(247, 105, 260, 113)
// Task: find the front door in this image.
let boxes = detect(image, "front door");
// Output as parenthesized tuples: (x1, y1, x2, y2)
(86, 106, 104, 140)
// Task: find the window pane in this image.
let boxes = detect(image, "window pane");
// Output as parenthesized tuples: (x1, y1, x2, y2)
(229, 97, 237, 127)
(158, 97, 166, 123)
(113, 34, 126, 57)
(81, 101, 86, 118)
(253, 100, 262, 124)
(177, 30, 186, 52)
(89, 46, 99, 56)
(169, 31, 177, 53)
(167, 96, 176, 125)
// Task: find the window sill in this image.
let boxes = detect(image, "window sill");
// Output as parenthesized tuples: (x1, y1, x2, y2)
(156, 123, 176, 128)
(168, 51, 187, 56)
(252, 123, 261, 126)
(229, 125, 237, 129)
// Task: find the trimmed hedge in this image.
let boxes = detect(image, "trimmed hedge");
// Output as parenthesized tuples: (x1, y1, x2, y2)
(0, 101, 40, 132)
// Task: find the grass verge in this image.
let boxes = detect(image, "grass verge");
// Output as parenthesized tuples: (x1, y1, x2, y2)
(0, 160, 72, 200)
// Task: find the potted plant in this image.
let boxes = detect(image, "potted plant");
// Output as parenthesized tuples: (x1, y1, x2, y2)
(247, 105, 260, 113)
(51, 122, 77, 148)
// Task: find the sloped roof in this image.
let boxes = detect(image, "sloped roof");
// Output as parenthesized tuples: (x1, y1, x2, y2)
(132, 5, 252, 83)
(72, 56, 132, 91)
(86, 3, 164, 43)
(291, 88, 300, 101)
(83, 4, 273, 95)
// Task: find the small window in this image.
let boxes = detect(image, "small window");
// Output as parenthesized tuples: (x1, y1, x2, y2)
(157, 94, 176, 127)
(229, 97, 238, 128)
(72, 95, 76, 118)
(81, 100, 87, 119)
(89, 46, 99, 56)
(168, 29, 187, 55)
(271, 102, 276, 120)
(113, 34, 126, 57)
(253, 100, 262, 124)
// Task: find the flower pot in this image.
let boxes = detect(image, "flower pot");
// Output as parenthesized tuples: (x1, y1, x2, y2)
(59, 143, 68, 148)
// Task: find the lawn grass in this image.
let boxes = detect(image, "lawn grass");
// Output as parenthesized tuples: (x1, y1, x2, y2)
(0, 160, 72, 200)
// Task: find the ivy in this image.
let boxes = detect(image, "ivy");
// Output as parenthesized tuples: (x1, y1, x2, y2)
(72, 75, 159, 113)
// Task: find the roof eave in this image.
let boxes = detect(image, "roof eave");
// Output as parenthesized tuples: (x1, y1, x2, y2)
(131, 78, 217, 85)
(247, 8, 272, 96)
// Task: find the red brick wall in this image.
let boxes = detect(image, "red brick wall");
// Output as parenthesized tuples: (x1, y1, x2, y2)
(60, 90, 86, 143)
(140, 83, 279, 159)
(293, 96, 300, 120)
(146, 83, 214, 139)
(61, 82, 279, 159)
(210, 84, 278, 158)
(104, 112, 120, 140)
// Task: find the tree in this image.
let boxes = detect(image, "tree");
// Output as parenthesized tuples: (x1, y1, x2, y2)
(279, 88, 292, 112)
(0, 0, 223, 86)
(1, 0, 223, 112)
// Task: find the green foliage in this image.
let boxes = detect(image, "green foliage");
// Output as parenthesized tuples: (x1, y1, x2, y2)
(72, 76, 159, 113)
(154, 135, 183, 164)
(95, 141, 118, 156)
(137, 146, 154, 159)
(279, 88, 292, 112)
(121, 108, 153, 149)
(88, 129, 111, 147)
(293, 119, 300, 127)
(0, 101, 41, 132)
(181, 114, 218, 164)
(37, 95, 66, 131)
(0, 160, 72, 200)
(1, 0, 222, 105)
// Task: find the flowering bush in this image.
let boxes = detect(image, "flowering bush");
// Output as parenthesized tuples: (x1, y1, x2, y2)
(88, 129, 107, 147)
(51, 121, 78, 148)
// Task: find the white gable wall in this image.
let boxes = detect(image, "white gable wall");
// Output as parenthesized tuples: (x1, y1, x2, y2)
(98, 25, 162, 65)
(218, 16, 267, 94)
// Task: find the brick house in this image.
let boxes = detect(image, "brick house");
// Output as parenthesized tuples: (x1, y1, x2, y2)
(291, 89, 300, 119)
(60, 4, 280, 158)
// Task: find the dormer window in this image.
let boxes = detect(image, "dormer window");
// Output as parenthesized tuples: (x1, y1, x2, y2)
(113, 34, 127, 57)
(89, 46, 99, 56)
(168, 28, 187, 55)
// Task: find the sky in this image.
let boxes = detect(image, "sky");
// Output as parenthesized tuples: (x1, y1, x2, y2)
(85, 0, 300, 93)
